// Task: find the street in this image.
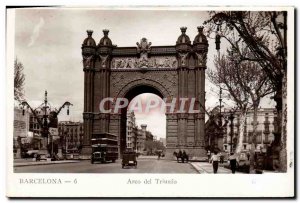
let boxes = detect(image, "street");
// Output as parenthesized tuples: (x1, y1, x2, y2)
(14, 157, 197, 173)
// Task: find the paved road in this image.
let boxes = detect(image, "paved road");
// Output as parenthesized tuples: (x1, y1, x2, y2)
(14, 158, 197, 173)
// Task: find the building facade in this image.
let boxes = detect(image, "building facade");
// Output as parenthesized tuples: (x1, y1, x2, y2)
(159, 138, 167, 147)
(14, 107, 30, 139)
(13, 107, 30, 158)
(29, 113, 42, 136)
(58, 121, 84, 152)
(222, 108, 276, 153)
(126, 111, 136, 149)
(126, 111, 157, 153)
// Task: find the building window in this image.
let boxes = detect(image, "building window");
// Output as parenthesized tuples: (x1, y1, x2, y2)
(256, 132, 262, 143)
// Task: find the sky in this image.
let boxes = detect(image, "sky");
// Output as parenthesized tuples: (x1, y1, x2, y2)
(14, 8, 275, 139)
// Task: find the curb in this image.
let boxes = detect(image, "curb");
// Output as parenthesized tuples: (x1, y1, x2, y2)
(14, 161, 80, 167)
(189, 162, 208, 174)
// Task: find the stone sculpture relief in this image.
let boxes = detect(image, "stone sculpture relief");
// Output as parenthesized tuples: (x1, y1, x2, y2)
(195, 52, 207, 67)
(136, 38, 151, 54)
(83, 55, 93, 68)
(111, 56, 178, 69)
(100, 55, 108, 68)
(178, 52, 189, 66)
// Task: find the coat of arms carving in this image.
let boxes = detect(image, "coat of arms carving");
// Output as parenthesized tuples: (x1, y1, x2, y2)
(136, 38, 151, 54)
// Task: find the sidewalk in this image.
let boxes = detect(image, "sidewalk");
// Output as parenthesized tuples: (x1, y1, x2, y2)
(138, 155, 158, 159)
(190, 162, 243, 174)
(14, 159, 80, 167)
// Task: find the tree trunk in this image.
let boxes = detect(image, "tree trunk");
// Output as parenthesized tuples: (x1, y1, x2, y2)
(249, 104, 259, 174)
(279, 72, 287, 172)
(235, 111, 247, 153)
(272, 82, 284, 171)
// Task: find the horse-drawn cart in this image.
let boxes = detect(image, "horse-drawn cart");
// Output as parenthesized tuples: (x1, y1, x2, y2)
(173, 151, 189, 163)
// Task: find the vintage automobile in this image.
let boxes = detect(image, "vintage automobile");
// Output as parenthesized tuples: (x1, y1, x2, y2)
(122, 151, 137, 168)
(236, 151, 250, 168)
(23, 150, 40, 158)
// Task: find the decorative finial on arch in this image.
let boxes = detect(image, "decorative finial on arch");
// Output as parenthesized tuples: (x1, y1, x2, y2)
(180, 27, 187, 34)
(87, 30, 93, 37)
(197, 26, 204, 33)
(103, 29, 109, 36)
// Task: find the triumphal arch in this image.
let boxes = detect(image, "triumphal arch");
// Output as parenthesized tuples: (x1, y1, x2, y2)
(81, 26, 209, 159)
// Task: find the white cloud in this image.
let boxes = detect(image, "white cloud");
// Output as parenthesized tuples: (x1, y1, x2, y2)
(27, 17, 45, 47)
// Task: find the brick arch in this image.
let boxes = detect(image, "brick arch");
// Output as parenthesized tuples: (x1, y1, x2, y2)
(115, 78, 173, 99)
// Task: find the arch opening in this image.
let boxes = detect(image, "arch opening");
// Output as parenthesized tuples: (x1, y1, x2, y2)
(120, 85, 166, 155)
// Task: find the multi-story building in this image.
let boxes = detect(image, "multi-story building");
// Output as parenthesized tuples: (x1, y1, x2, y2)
(58, 121, 84, 152)
(13, 107, 30, 158)
(29, 113, 42, 136)
(223, 108, 276, 153)
(159, 138, 166, 147)
(126, 111, 136, 149)
(136, 124, 147, 153)
(126, 111, 159, 153)
(14, 107, 30, 139)
(205, 107, 277, 153)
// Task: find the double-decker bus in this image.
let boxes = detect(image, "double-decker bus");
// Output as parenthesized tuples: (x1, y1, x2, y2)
(91, 133, 118, 164)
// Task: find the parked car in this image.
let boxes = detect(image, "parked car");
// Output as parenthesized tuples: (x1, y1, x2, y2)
(24, 150, 40, 158)
(236, 152, 250, 168)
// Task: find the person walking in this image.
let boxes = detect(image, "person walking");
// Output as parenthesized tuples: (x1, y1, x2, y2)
(210, 151, 220, 174)
(157, 151, 161, 160)
(229, 152, 237, 174)
(219, 152, 224, 164)
(247, 152, 250, 161)
(182, 150, 187, 163)
(207, 150, 211, 161)
(178, 150, 183, 163)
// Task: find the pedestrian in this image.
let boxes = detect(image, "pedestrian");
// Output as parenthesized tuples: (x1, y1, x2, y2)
(247, 152, 250, 161)
(178, 150, 183, 163)
(229, 152, 237, 174)
(210, 151, 220, 174)
(157, 151, 161, 160)
(182, 150, 187, 163)
(207, 150, 211, 162)
(219, 152, 224, 164)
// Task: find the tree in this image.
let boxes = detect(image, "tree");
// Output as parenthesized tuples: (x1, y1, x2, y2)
(208, 47, 273, 173)
(144, 140, 165, 155)
(204, 11, 287, 172)
(14, 58, 25, 101)
(144, 140, 155, 154)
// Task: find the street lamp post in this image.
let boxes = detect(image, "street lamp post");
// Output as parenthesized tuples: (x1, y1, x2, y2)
(215, 24, 224, 151)
(21, 90, 72, 159)
(229, 112, 235, 153)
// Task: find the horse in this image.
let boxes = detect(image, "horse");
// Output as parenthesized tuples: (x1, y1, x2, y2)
(173, 151, 189, 163)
